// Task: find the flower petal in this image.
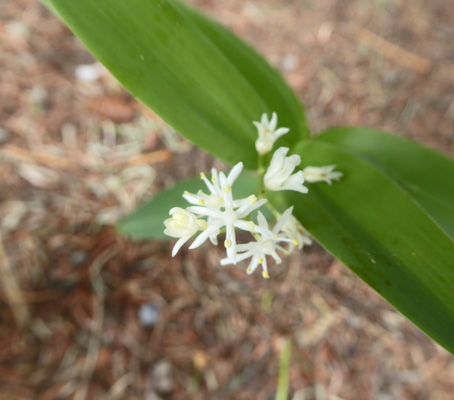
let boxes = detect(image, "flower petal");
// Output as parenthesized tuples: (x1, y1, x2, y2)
(172, 237, 189, 257)
(227, 162, 243, 186)
(186, 206, 219, 218)
(189, 225, 219, 249)
(273, 206, 294, 234)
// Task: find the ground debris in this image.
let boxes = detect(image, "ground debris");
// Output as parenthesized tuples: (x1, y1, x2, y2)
(1, 0, 454, 399)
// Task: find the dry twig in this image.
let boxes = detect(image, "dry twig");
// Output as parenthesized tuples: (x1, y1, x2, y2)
(356, 28, 432, 74)
(0, 231, 30, 326)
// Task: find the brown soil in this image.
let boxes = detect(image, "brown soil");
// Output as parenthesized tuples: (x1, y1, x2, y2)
(1, 0, 453, 399)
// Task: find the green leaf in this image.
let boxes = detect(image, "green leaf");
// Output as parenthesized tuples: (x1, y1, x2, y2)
(118, 173, 258, 239)
(289, 140, 454, 354)
(174, 1, 309, 145)
(315, 127, 454, 239)
(49, 0, 306, 168)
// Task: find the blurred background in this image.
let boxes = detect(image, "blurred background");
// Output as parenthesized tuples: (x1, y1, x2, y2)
(1, 0, 454, 399)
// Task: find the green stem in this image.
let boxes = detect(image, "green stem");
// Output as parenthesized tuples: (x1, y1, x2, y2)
(258, 154, 265, 195)
(265, 200, 280, 219)
(275, 337, 291, 400)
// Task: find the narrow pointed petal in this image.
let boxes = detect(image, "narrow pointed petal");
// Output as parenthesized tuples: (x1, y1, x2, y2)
(227, 162, 243, 186)
(246, 255, 261, 275)
(236, 198, 267, 218)
(172, 237, 189, 257)
(189, 225, 218, 249)
(225, 224, 237, 263)
(273, 206, 294, 234)
(274, 127, 290, 138)
(186, 206, 219, 218)
(282, 171, 308, 193)
(269, 112, 278, 130)
(261, 113, 268, 125)
(256, 211, 269, 231)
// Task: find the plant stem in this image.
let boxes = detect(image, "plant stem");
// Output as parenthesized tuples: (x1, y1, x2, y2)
(258, 154, 265, 195)
(275, 337, 292, 400)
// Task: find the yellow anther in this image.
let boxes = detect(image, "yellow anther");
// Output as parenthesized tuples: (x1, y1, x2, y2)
(262, 271, 270, 279)
(222, 185, 232, 193)
(224, 240, 232, 248)
(211, 175, 216, 183)
(292, 239, 299, 246)
(200, 172, 206, 180)
(248, 221, 255, 230)
(184, 191, 190, 195)
(220, 197, 224, 202)
(198, 199, 205, 205)
(247, 195, 257, 205)
(274, 234, 278, 239)
(258, 257, 264, 264)
(247, 268, 252, 273)
(284, 250, 290, 255)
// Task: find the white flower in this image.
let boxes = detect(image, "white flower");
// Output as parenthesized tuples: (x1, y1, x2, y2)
(264, 147, 308, 193)
(303, 165, 343, 185)
(281, 214, 312, 252)
(253, 112, 289, 155)
(182, 162, 243, 211)
(182, 163, 243, 245)
(221, 207, 297, 279)
(185, 162, 268, 263)
(164, 208, 208, 256)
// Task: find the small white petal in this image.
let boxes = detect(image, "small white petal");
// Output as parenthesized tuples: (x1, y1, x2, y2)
(168, 206, 186, 215)
(273, 206, 294, 234)
(256, 211, 269, 231)
(172, 237, 190, 257)
(234, 220, 254, 232)
(227, 162, 243, 186)
(189, 225, 220, 249)
(201, 175, 217, 195)
(221, 249, 254, 266)
(280, 171, 308, 193)
(236, 198, 267, 218)
(246, 255, 261, 275)
(273, 127, 290, 138)
(225, 224, 237, 263)
(303, 165, 343, 185)
(261, 113, 268, 125)
(253, 113, 290, 155)
(281, 214, 312, 251)
(269, 112, 278, 131)
(264, 147, 307, 194)
(186, 206, 219, 218)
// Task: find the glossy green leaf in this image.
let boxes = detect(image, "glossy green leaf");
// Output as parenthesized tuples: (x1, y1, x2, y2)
(174, 1, 309, 145)
(288, 140, 454, 354)
(49, 0, 306, 168)
(118, 173, 258, 239)
(316, 127, 454, 238)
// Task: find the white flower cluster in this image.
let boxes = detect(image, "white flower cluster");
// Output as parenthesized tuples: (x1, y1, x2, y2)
(164, 113, 342, 278)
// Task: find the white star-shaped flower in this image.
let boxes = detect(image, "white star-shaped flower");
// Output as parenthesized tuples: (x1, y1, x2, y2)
(182, 163, 243, 245)
(221, 207, 297, 278)
(253, 112, 289, 155)
(303, 165, 343, 185)
(264, 147, 308, 193)
(184, 162, 268, 263)
(164, 208, 208, 256)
